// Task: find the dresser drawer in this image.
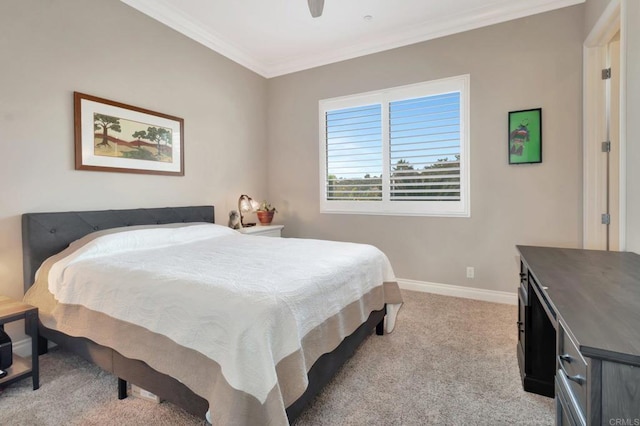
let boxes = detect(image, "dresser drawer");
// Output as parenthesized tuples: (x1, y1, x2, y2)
(556, 375, 585, 426)
(557, 321, 587, 423)
(237, 225, 283, 237)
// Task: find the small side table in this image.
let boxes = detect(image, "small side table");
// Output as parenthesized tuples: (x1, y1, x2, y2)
(0, 296, 39, 390)
(238, 224, 284, 237)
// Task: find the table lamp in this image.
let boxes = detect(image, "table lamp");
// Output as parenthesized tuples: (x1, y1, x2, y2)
(238, 194, 260, 227)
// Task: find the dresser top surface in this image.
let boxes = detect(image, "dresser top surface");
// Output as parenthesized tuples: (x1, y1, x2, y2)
(517, 245, 640, 365)
(237, 224, 284, 234)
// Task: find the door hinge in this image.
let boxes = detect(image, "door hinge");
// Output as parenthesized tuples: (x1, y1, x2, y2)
(602, 141, 611, 152)
(602, 213, 611, 225)
(602, 68, 612, 79)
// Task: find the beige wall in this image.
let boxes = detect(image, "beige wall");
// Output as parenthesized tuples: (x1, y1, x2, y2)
(585, 0, 614, 37)
(267, 5, 585, 293)
(0, 0, 268, 313)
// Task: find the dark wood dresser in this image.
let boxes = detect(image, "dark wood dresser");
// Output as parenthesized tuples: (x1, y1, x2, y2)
(517, 246, 640, 426)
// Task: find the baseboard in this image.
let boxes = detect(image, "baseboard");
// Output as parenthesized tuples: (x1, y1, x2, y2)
(397, 278, 517, 305)
(12, 337, 56, 358)
(13, 337, 32, 358)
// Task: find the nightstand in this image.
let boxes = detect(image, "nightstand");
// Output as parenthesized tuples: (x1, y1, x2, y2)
(0, 296, 39, 390)
(237, 224, 284, 237)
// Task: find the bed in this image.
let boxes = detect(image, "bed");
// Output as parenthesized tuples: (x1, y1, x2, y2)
(21, 206, 402, 425)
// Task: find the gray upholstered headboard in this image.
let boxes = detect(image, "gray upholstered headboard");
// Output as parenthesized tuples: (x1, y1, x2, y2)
(21, 206, 215, 293)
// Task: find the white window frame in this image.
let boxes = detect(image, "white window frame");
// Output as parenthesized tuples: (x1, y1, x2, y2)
(319, 74, 470, 217)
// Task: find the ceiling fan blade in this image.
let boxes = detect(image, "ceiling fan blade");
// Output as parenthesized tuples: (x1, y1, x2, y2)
(307, 0, 325, 18)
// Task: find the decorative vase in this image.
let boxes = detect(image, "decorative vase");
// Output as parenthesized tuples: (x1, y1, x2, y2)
(256, 211, 275, 225)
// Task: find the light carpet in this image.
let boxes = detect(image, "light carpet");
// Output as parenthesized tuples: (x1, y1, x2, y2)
(0, 290, 553, 425)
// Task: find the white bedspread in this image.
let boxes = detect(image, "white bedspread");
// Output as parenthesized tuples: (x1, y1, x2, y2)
(47, 224, 398, 404)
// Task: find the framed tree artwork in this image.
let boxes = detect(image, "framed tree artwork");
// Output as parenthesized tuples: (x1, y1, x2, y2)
(508, 108, 542, 165)
(74, 92, 184, 176)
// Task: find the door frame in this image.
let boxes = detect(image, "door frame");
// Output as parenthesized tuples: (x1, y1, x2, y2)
(583, 0, 625, 250)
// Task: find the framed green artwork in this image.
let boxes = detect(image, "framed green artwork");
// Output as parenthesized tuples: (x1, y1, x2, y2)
(508, 108, 542, 164)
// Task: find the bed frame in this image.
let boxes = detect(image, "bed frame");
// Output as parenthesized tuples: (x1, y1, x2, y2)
(21, 206, 385, 423)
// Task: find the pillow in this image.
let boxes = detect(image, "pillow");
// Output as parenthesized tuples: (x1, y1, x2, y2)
(48, 223, 238, 291)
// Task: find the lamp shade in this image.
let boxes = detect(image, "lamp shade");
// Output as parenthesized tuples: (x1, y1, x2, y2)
(239, 197, 253, 213)
(237, 194, 259, 227)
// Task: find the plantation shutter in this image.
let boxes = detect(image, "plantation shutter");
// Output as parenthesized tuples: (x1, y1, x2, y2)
(325, 104, 383, 201)
(389, 92, 461, 201)
(320, 74, 469, 217)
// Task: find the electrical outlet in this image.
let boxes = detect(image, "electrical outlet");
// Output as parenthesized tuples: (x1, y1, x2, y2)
(466, 267, 474, 279)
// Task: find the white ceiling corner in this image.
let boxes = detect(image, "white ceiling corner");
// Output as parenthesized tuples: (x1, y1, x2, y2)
(121, 0, 584, 79)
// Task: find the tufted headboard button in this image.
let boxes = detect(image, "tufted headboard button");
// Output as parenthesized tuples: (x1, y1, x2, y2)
(50, 229, 56, 234)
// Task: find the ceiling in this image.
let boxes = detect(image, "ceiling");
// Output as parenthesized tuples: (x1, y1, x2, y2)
(121, 0, 584, 78)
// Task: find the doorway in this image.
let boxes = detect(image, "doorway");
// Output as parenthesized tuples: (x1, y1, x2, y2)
(583, 1, 623, 251)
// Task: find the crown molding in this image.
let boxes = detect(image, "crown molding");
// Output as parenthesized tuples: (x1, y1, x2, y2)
(121, 0, 583, 79)
(120, 0, 269, 77)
